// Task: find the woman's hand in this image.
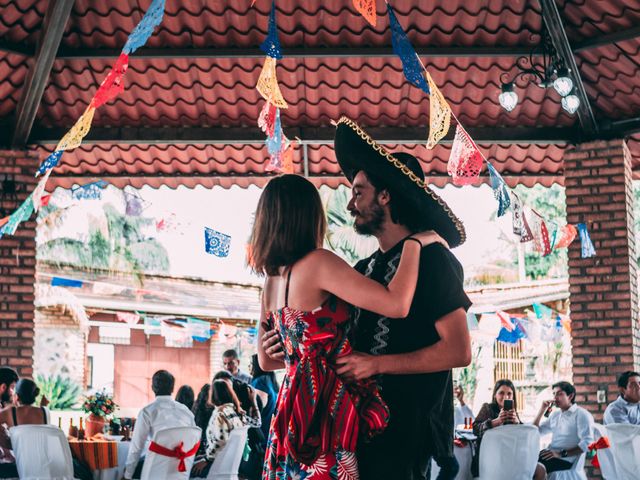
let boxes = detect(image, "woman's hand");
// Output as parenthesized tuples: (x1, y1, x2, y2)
(410, 230, 449, 249)
(494, 408, 510, 426)
(495, 409, 519, 426)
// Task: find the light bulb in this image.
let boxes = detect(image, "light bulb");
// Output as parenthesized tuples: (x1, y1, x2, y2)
(561, 93, 580, 115)
(553, 71, 573, 97)
(499, 83, 518, 112)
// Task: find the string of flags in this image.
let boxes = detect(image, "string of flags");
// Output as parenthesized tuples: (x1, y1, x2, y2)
(348, 1, 595, 258)
(0, 0, 166, 241)
(468, 302, 571, 345)
(1, 0, 595, 263)
(251, 0, 595, 260)
(255, 0, 295, 174)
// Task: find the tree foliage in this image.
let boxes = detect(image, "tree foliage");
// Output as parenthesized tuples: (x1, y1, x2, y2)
(38, 188, 170, 283)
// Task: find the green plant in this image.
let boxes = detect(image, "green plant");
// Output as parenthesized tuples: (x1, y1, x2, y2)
(35, 375, 82, 410)
(82, 391, 117, 418)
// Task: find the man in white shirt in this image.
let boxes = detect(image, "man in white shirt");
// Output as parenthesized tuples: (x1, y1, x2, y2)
(453, 382, 474, 429)
(603, 371, 640, 425)
(533, 381, 594, 476)
(122, 370, 196, 480)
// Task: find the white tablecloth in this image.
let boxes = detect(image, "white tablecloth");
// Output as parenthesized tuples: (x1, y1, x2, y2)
(93, 441, 130, 480)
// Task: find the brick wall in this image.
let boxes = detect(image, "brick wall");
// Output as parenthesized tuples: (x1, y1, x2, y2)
(564, 139, 640, 421)
(34, 307, 86, 387)
(0, 150, 39, 377)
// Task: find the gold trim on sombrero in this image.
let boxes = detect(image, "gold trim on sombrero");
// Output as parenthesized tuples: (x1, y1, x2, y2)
(336, 116, 467, 245)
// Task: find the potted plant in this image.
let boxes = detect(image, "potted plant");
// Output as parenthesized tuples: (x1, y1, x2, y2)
(82, 391, 117, 438)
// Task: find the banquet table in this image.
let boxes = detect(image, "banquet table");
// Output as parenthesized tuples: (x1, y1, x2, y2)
(69, 439, 130, 480)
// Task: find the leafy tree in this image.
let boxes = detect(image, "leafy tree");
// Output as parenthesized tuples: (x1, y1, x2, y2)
(321, 186, 377, 265)
(37, 188, 170, 284)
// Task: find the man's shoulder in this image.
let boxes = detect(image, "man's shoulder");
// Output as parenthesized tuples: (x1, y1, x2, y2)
(605, 396, 623, 411)
(420, 243, 462, 269)
(574, 405, 594, 419)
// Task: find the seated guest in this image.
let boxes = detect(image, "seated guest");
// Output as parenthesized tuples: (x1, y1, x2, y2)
(533, 381, 594, 476)
(0, 369, 18, 409)
(222, 349, 252, 383)
(123, 370, 195, 480)
(0, 379, 47, 479)
(454, 382, 474, 429)
(234, 381, 264, 480)
(192, 384, 214, 455)
(190, 380, 259, 478)
(604, 370, 640, 425)
(249, 354, 278, 442)
(0, 368, 18, 478)
(176, 385, 195, 411)
(473, 379, 545, 480)
(0, 378, 49, 427)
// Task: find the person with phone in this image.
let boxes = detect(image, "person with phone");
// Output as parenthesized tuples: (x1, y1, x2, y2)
(471, 380, 545, 479)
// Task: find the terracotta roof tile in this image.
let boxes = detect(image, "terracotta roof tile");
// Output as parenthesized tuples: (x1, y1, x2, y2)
(1, 1, 638, 188)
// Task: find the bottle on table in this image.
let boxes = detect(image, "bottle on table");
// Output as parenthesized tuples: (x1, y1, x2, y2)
(57, 417, 62, 429)
(77, 417, 85, 441)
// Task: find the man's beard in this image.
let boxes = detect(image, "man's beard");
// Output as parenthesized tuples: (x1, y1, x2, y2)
(352, 202, 385, 236)
(0, 390, 11, 405)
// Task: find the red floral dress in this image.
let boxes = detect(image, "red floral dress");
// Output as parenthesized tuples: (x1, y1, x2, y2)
(262, 295, 389, 480)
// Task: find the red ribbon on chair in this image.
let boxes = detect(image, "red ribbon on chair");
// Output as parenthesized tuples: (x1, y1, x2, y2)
(149, 440, 200, 472)
(588, 436, 610, 468)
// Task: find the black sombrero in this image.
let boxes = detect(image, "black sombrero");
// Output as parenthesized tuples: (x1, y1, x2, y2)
(334, 116, 466, 248)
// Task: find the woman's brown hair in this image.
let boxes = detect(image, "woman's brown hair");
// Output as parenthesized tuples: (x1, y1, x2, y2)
(249, 174, 326, 276)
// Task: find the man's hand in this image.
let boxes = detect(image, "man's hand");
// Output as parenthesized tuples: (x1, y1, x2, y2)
(335, 352, 380, 381)
(39, 395, 49, 407)
(261, 329, 284, 361)
(191, 459, 210, 475)
(455, 386, 465, 405)
(540, 449, 560, 460)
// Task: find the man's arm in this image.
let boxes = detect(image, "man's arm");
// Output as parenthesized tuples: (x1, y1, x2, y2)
(336, 308, 470, 379)
(123, 410, 150, 479)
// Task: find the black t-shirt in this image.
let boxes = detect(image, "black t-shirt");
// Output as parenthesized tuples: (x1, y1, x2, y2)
(351, 239, 472, 456)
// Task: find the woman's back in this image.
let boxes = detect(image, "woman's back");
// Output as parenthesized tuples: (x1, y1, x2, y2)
(0, 405, 49, 432)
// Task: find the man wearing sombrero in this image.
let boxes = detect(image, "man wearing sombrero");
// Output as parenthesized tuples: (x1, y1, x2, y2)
(332, 116, 472, 480)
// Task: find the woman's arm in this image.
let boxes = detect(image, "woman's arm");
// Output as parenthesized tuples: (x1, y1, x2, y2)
(473, 404, 496, 437)
(313, 232, 445, 318)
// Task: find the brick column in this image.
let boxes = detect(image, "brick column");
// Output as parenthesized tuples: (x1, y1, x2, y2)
(0, 150, 38, 377)
(564, 139, 640, 421)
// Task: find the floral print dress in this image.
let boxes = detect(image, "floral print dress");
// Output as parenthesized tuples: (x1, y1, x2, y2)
(262, 294, 389, 480)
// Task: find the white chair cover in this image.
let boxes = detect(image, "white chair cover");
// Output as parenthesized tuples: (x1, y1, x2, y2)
(591, 423, 617, 480)
(11, 424, 76, 480)
(605, 423, 640, 480)
(478, 424, 540, 480)
(139, 426, 202, 480)
(206, 426, 249, 480)
(430, 443, 473, 480)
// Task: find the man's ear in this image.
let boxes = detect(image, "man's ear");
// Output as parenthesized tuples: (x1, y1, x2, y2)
(0, 385, 5, 395)
(377, 189, 391, 206)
